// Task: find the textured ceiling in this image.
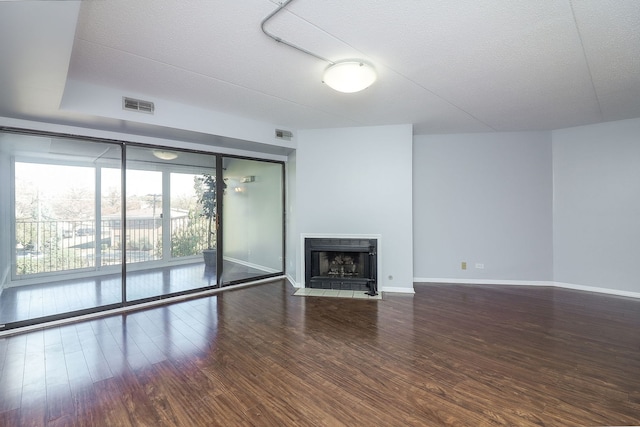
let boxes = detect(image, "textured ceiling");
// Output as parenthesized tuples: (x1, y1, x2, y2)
(0, 0, 639, 144)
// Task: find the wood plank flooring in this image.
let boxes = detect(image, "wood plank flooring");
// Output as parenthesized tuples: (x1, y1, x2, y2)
(0, 281, 639, 426)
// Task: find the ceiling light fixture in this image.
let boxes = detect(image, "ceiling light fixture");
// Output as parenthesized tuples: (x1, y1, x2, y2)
(261, 0, 376, 94)
(323, 61, 377, 93)
(152, 150, 178, 160)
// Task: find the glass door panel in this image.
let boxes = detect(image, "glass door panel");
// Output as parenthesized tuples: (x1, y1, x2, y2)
(169, 168, 218, 290)
(125, 146, 163, 301)
(125, 147, 217, 302)
(14, 162, 96, 275)
(221, 157, 284, 285)
(0, 132, 123, 327)
(170, 172, 208, 259)
(124, 168, 163, 265)
(100, 167, 122, 267)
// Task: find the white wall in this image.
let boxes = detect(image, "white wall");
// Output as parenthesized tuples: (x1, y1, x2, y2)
(285, 151, 298, 284)
(61, 80, 296, 152)
(553, 118, 640, 293)
(0, 149, 10, 292)
(413, 132, 553, 282)
(295, 124, 414, 293)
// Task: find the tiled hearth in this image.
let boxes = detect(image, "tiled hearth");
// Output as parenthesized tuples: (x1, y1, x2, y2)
(293, 287, 382, 300)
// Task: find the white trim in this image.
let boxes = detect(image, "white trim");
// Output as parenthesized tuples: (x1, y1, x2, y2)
(414, 278, 554, 287)
(223, 256, 280, 274)
(380, 286, 415, 294)
(299, 233, 382, 288)
(286, 274, 300, 288)
(414, 278, 640, 299)
(552, 281, 640, 299)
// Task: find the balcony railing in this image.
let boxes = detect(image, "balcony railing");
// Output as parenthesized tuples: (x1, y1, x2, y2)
(15, 215, 209, 276)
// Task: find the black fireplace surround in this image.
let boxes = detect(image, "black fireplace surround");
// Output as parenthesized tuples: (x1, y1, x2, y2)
(304, 238, 378, 296)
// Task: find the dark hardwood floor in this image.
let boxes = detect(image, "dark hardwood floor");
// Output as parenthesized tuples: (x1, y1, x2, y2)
(0, 281, 639, 426)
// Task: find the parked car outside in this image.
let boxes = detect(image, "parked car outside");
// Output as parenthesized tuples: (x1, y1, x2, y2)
(76, 227, 95, 236)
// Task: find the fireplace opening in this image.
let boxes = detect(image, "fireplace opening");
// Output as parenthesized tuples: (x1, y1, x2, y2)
(318, 251, 366, 278)
(305, 238, 377, 296)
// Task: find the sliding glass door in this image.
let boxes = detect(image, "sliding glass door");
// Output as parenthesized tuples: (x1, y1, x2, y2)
(100, 167, 123, 267)
(221, 157, 284, 285)
(0, 130, 284, 331)
(1, 132, 123, 326)
(124, 147, 218, 302)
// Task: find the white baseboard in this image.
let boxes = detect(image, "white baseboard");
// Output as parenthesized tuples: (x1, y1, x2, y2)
(414, 278, 554, 287)
(380, 286, 415, 294)
(414, 278, 640, 299)
(552, 281, 640, 299)
(286, 274, 300, 288)
(223, 256, 280, 274)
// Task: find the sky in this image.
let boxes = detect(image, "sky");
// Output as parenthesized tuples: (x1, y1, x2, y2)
(15, 163, 199, 198)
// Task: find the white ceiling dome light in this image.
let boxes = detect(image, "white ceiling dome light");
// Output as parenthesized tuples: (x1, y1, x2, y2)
(322, 61, 377, 93)
(261, 1, 378, 94)
(152, 150, 178, 160)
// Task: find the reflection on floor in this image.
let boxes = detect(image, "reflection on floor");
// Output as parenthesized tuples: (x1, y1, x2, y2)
(0, 261, 271, 325)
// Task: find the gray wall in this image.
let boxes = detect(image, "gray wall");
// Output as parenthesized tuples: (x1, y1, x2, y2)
(295, 124, 414, 292)
(413, 132, 553, 281)
(553, 118, 640, 293)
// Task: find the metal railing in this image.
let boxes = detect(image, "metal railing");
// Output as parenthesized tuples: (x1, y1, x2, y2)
(15, 215, 209, 276)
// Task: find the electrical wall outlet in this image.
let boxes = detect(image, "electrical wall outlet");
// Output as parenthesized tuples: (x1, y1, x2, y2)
(475, 263, 484, 269)
(461, 261, 467, 270)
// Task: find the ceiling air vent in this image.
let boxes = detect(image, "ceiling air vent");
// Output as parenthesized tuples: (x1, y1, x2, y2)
(123, 97, 155, 114)
(275, 129, 292, 141)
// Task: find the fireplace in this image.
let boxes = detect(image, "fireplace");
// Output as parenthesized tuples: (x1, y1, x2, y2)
(304, 237, 378, 296)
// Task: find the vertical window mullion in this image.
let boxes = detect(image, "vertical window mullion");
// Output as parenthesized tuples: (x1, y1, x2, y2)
(215, 155, 223, 286)
(95, 166, 102, 269)
(121, 144, 127, 304)
(162, 169, 171, 261)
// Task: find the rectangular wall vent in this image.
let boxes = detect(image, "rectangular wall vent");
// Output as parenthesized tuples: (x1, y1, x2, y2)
(275, 129, 292, 141)
(123, 97, 155, 114)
